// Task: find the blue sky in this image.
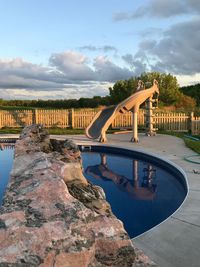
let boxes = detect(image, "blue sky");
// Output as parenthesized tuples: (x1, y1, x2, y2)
(0, 0, 200, 99)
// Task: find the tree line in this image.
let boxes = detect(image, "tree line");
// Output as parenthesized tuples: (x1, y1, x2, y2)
(0, 72, 198, 110)
(180, 83, 200, 106)
(0, 96, 111, 109)
(109, 72, 196, 109)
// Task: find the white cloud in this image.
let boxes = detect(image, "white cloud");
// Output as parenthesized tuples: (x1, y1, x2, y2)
(0, 52, 134, 99)
(49, 51, 95, 81)
(0, 82, 112, 100)
(0, 51, 133, 98)
(49, 51, 133, 82)
(0, 29, 199, 100)
(176, 73, 200, 86)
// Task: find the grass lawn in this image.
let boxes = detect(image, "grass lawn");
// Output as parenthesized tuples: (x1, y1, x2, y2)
(0, 128, 22, 134)
(183, 138, 200, 154)
(0, 127, 119, 135)
(0, 106, 35, 110)
(0, 127, 85, 135)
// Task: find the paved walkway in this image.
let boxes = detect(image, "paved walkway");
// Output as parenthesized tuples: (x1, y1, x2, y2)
(1, 133, 200, 267)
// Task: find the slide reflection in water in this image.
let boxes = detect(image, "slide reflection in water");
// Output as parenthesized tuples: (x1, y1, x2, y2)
(82, 151, 186, 237)
(85, 154, 157, 201)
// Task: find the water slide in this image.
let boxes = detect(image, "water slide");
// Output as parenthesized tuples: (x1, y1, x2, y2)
(86, 80, 159, 142)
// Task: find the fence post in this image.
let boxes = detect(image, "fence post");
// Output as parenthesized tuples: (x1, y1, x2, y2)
(190, 112, 194, 134)
(33, 109, 40, 124)
(70, 109, 74, 128)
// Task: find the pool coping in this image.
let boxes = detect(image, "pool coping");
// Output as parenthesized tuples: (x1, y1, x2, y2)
(1, 133, 199, 267)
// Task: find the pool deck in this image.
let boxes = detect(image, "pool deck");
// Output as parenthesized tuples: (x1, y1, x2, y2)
(1, 133, 200, 267)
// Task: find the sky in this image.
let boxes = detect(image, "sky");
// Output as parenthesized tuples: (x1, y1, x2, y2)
(0, 0, 200, 100)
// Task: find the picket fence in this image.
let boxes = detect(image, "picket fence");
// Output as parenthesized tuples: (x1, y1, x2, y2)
(191, 113, 200, 135)
(0, 109, 199, 135)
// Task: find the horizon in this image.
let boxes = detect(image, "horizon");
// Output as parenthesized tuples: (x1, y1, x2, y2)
(0, 0, 200, 100)
(0, 78, 198, 101)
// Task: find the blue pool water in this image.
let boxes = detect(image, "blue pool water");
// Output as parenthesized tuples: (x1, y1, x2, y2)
(0, 146, 14, 205)
(82, 151, 187, 238)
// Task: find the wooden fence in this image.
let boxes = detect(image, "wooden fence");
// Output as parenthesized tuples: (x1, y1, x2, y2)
(0, 109, 199, 135)
(154, 112, 190, 132)
(34, 109, 70, 128)
(73, 109, 97, 129)
(191, 113, 200, 135)
(111, 110, 145, 128)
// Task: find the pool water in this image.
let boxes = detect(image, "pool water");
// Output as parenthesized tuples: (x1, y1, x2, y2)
(82, 151, 187, 238)
(0, 146, 14, 205)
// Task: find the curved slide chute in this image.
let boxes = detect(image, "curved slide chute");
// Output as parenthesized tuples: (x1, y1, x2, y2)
(86, 80, 159, 142)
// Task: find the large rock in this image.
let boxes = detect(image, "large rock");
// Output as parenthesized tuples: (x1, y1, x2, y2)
(0, 125, 136, 266)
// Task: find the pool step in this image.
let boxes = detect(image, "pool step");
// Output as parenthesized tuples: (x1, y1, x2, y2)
(0, 138, 17, 143)
(79, 145, 91, 152)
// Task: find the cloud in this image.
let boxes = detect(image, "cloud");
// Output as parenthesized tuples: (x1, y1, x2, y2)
(0, 58, 64, 91)
(93, 56, 133, 81)
(79, 45, 118, 53)
(176, 73, 200, 86)
(0, 82, 112, 100)
(145, 0, 189, 18)
(49, 51, 95, 82)
(134, 18, 200, 75)
(113, 0, 200, 21)
(0, 58, 50, 81)
(113, 7, 148, 21)
(0, 51, 134, 99)
(139, 27, 163, 37)
(122, 54, 147, 75)
(49, 51, 133, 82)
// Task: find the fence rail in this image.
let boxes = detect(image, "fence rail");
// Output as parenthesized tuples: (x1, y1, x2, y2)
(0, 109, 199, 135)
(74, 109, 97, 129)
(154, 112, 190, 132)
(112, 110, 145, 128)
(35, 109, 70, 128)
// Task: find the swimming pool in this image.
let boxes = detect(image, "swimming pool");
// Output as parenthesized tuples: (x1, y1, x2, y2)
(81, 146, 187, 238)
(0, 145, 14, 205)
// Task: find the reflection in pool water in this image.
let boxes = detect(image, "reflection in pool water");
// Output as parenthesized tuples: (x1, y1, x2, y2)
(85, 154, 157, 201)
(0, 145, 14, 205)
(82, 152, 186, 238)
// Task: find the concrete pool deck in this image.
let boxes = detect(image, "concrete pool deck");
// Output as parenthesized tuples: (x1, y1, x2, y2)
(1, 133, 200, 267)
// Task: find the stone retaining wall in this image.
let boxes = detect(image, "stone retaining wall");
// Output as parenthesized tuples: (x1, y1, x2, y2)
(0, 125, 155, 267)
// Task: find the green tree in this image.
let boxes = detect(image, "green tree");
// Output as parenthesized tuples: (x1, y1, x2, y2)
(109, 72, 182, 106)
(139, 72, 181, 105)
(109, 78, 138, 104)
(180, 83, 200, 105)
(175, 94, 196, 109)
